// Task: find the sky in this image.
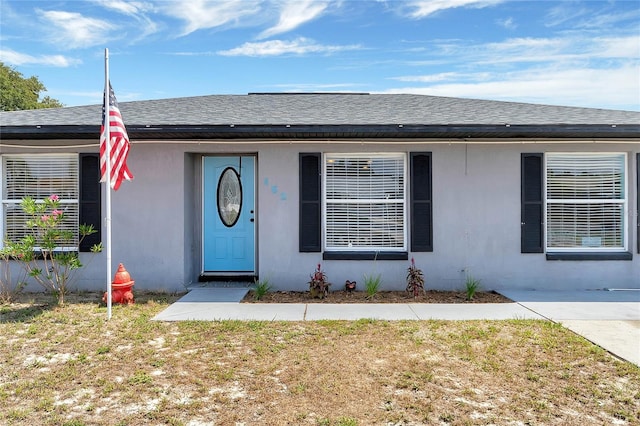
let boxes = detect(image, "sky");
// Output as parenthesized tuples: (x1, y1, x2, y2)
(1, 0, 639, 111)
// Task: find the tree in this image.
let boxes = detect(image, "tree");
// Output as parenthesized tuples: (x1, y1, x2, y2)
(0, 62, 64, 111)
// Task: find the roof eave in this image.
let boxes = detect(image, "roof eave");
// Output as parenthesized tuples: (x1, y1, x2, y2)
(1, 123, 639, 140)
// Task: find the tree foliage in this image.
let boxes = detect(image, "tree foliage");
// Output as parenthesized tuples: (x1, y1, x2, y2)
(0, 62, 64, 111)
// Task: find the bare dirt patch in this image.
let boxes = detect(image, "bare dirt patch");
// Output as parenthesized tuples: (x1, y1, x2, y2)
(243, 289, 512, 303)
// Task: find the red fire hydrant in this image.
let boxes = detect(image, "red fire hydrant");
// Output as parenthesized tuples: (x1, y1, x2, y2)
(103, 263, 135, 305)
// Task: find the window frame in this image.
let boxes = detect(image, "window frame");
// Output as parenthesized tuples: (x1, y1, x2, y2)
(544, 152, 628, 254)
(322, 152, 408, 253)
(1, 153, 81, 251)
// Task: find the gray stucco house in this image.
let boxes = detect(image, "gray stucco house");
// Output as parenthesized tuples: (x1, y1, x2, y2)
(1, 93, 639, 293)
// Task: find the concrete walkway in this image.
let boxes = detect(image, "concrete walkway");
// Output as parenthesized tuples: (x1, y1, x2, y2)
(153, 288, 640, 366)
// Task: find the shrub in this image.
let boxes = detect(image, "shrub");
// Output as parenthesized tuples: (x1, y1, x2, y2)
(4, 195, 102, 305)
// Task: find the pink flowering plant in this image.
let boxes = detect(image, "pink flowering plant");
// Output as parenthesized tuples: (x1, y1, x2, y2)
(4, 194, 102, 305)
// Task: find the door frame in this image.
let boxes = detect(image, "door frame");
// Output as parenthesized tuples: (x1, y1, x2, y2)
(200, 154, 257, 277)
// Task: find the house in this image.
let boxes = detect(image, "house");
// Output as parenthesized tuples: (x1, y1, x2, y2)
(1, 93, 639, 293)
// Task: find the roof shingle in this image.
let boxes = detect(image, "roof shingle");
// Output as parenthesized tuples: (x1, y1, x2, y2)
(2, 93, 639, 127)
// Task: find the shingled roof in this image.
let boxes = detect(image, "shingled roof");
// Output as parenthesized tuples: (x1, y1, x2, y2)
(2, 93, 639, 140)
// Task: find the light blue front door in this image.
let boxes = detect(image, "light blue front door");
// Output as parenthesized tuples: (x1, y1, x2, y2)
(203, 156, 255, 273)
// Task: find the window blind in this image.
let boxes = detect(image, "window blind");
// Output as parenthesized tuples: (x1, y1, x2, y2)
(547, 154, 624, 200)
(546, 153, 626, 251)
(2, 155, 79, 246)
(325, 154, 405, 250)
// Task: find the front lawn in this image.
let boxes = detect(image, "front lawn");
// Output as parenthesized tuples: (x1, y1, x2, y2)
(1, 292, 638, 425)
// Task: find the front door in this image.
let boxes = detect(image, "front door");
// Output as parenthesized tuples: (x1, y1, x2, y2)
(203, 156, 255, 273)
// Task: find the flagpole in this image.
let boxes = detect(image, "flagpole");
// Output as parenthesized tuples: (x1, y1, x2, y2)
(104, 48, 113, 320)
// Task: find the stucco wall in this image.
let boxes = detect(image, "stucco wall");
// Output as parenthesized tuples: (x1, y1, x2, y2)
(107, 143, 188, 291)
(254, 141, 639, 292)
(2, 140, 638, 293)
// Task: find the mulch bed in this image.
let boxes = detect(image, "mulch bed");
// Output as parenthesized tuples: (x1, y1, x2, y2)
(243, 289, 512, 304)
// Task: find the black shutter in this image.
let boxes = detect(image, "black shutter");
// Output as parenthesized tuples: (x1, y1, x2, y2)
(299, 153, 321, 252)
(411, 152, 433, 252)
(79, 153, 101, 252)
(637, 153, 639, 254)
(521, 153, 544, 253)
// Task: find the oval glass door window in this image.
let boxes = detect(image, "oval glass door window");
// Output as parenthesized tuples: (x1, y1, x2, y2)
(217, 167, 242, 227)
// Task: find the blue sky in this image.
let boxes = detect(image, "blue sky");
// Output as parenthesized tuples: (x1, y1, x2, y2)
(1, 0, 639, 111)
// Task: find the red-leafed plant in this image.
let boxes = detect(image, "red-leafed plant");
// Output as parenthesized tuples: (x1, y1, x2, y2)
(308, 263, 330, 299)
(406, 258, 425, 298)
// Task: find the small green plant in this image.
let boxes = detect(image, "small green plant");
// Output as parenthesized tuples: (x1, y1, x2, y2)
(96, 346, 111, 355)
(406, 258, 425, 298)
(336, 417, 358, 426)
(465, 275, 481, 300)
(252, 277, 272, 300)
(364, 273, 382, 299)
(128, 370, 153, 385)
(308, 263, 330, 299)
(4, 195, 102, 305)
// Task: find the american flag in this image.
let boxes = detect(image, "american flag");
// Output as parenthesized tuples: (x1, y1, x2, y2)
(100, 82, 133, 190)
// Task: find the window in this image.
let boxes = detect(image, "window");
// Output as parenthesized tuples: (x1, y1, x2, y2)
(324, 153, 406, 251)
(545, 153, 627, 252)
(2, 154, 80, 249)
(299, 152, 431, 259)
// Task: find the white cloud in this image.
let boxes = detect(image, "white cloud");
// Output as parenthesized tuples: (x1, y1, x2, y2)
(266, 82, 365, 91)
(496, 16, 516, 30)
(92, 0, 160, 40)
(0, 48, 81, 67)
(161, 0, 337, 39)
(422, 34, 639, 66)
(402, 0, 504, 19)
(91, 0, 156, 16)
(37, 9, 116, 49)
(385, 27, 640, 111)
(167, 51, 217, 56)
(161, 0, 261, 37)
(475, 37, 571, 64)
(382, 65, 640, 111)
(218, 37, 361, 57)
(391, 72, 463, 83)
(544, 3, 590, 28)
(591, 35, 640, 59)
(258, 0, 330, 39)
(546, 3, 640, 29)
